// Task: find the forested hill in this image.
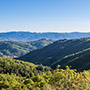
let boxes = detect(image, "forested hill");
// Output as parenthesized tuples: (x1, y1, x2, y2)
(0, 32, 90, 41)
(51, 48, 90, 71)
(18, 38, 90, 71)
(0, 39, 53, 57)
(0, 58, 90, 90)
(0, 58, 51, 78)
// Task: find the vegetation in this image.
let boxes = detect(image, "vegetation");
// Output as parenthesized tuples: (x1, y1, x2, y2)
(1, 37, 90, 89)
(0, 58, 51, 78)
(18, 38, 90, 70)
(51, 48, 90, 71)
(0, 39, 53, 57)
(0, 65, 90, 90)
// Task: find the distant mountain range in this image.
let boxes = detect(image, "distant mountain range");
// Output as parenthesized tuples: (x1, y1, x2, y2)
(0, 31, 90, 41)
(18, 38, 90, 71)
(0, 39, 53, 57)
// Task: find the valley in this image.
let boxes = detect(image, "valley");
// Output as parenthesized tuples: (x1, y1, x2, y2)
(1, 33, 90, 90)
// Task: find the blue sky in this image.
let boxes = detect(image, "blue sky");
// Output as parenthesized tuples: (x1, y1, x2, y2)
(0, 0, 90, 32)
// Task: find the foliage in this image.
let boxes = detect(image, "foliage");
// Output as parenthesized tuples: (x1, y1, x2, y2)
(0, 66, 90, 90)
(0, 58, 51, 78)
(51, 48, 90, 71)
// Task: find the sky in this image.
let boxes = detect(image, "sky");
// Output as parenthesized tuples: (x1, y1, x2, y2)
(0, 0, 90, 32)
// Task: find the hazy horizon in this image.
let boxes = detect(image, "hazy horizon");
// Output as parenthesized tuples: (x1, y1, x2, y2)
(0, 30, 90, 33)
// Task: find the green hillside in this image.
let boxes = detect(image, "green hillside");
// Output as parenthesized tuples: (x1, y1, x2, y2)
(0, 58, 51, 78)
(1, 38, 90, 89)
(0, 64, 90, 90)
(51, 48, 90, 71)
(0, 39, 53, 57)
(18, 38, 90, 67)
